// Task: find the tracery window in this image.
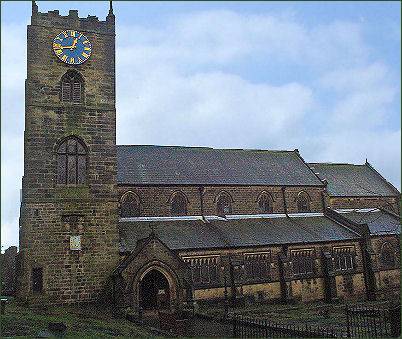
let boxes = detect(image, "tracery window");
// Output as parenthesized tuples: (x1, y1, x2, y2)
(171, 192, 188, 216)
(216, 192, 232, 217)
(57, 136, 87, 185)
(244, 252, 271, 282)
(183, 256, 219, 285)
(297, 191, 311, 213)
(332, 246, 355, 271)
(258, 192, 273, 214)
(120, 192, 140, 218)
(291, 249, 314, 276)
(380, 242, 396, 269)
(61, 70, 84, 103)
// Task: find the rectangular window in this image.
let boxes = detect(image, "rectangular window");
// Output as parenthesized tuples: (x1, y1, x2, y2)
(291, 249, 314, 276)
(32, 267, 43, 293)
(184, 256, 220, 286)
(243, 252, 271, 282)
(332, 246, 355, 271)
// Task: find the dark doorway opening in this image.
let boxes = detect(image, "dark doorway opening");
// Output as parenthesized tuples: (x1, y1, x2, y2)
(140, 269, 170, 310)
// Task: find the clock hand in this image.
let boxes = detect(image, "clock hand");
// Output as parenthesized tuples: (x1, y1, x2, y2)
(70, 38, 78, 51)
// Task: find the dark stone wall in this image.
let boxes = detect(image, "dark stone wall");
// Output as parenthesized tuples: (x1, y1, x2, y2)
(1, 246, 18, 296)
(117, 185, 326, 217)
(328, 196, 399, 214)
(18, 9, 119, 304)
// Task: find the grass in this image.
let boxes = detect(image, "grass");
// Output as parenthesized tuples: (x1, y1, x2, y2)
(0, 300, 161, 338)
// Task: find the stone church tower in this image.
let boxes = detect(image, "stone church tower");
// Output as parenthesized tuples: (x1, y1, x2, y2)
(17, 2, 119, 303)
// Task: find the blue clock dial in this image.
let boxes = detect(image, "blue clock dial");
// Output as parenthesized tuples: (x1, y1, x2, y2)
(53, 30, 92, 65)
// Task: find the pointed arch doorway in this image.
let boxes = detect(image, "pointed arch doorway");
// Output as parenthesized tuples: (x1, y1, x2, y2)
(139, 269, 170, 310)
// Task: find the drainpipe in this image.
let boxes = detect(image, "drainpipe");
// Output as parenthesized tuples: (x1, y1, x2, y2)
(281, 187, 289, 217)
(198, 186, 206, 222)
(321, 179, 328, 212)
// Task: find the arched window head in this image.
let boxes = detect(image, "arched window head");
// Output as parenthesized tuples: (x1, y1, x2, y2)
(61, 70, 84, 103)
(171, 192, 188, 216)
(258, 192, 273, 214)
(120, 192, 140, 218)
(297, 191, 311, 213)
(380, 243, 396, 269)
(57, 136, 87, 185)
(216, 192, 233, 217)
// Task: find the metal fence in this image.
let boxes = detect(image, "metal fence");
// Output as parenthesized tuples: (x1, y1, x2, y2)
(346, 304, 401, 338)
(230, 303, 401, 338)
(231, 315, 341, 338)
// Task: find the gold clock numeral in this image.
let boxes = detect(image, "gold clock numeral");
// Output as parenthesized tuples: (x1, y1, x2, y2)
(70, 57, 75, 64)
(53, 43, 61, 49)
(84, 47, 91, 51)
(83, 40, 89, 44)
(78, 57, 84, 63)
(55, 49, 63, 55)
(82, 52, 89, 58)
(61, 55, 68, 62)
(62, 31, 68, 38)
(70, 30, 76, 37)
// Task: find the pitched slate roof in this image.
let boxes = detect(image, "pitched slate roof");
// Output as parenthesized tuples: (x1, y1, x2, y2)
(117, 145, 323, 186)
(308, 163, 399, 197)
(337, 209, 401, 236)
(119, 215, 359, 251)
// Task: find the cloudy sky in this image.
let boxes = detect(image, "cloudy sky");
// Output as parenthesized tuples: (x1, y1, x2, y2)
(1, 1, 401, 250)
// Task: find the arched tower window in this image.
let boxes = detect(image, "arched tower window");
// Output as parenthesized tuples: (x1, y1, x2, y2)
(61, 70, 84, 103)
(380, 242, 396, 269)
(297, 191, 311, 213)
(171, 192, 188, 216)
(257, 192, 273, 214)
(57, 136, 87, 185)
(120, 192, 140, 218)
(216, 191, 233, 217)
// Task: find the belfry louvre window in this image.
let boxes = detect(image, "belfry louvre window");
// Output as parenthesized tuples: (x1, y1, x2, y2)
(120, 192, 140, 217)
(57, 137, 87, 185)
(332, 246, 355, 271)
(183, 256, 219, 285)
(244, 252, 271, 282)
(291, 249, 314, 276)
(32, 267, 43, 293)
(171, 192, 187, 216)
(258, 193, 273, 213)
(61, 70, 84, 103)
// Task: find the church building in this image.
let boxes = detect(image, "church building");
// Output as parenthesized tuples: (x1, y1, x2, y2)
(17, 3, 400, 311)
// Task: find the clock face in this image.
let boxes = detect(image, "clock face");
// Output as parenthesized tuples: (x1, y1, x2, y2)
(52, 30, 92, 65)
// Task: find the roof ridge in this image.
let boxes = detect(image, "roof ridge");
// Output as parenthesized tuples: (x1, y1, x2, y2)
(117, 144, 296, 153)
(308, 162, 365, 166)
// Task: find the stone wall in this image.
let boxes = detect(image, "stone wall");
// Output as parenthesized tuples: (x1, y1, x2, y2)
(328, 196, 399, 213)
(117, 185, 326, 217)
(176, 239, 366, 304)
(1, 246, 18, 296)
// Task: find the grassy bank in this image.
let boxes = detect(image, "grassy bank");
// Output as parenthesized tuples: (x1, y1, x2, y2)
(1, 300, 158, 338)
